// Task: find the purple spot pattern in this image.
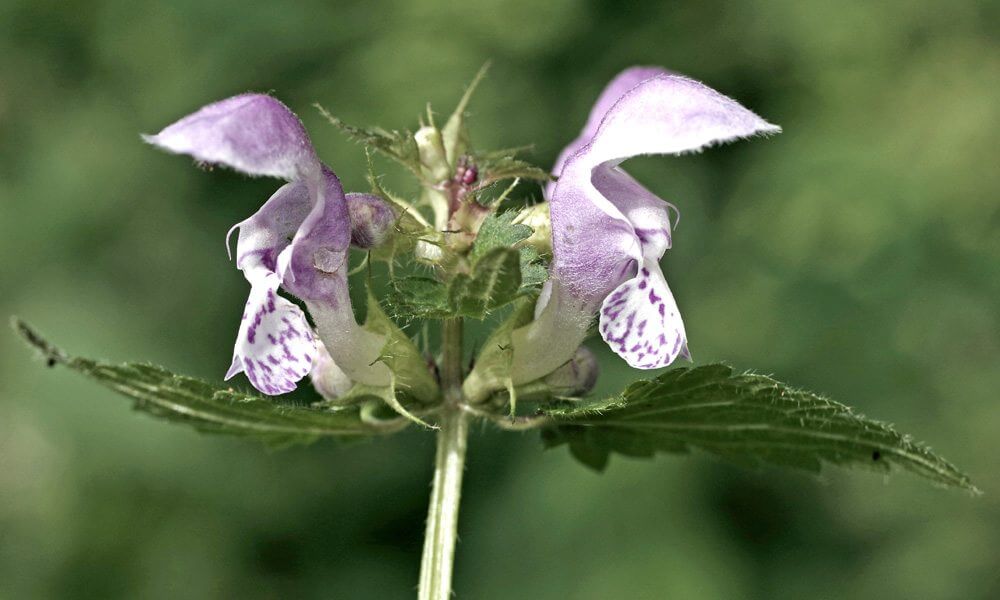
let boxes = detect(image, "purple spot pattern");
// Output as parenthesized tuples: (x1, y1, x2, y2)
(227, 281, 317, 395)
(599, 263, 686, 369)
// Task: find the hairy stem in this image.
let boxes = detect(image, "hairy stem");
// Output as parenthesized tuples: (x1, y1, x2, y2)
(419, 319, 468, 600)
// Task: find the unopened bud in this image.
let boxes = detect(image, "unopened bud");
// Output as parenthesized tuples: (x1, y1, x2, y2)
(543, 346, 599, 396)
(415, 239, 444, 263)
(310, 342, 354, 403)
(414, 125, 451, 181)
(346, 193, 396, 249)
(513, 202, 552, 257)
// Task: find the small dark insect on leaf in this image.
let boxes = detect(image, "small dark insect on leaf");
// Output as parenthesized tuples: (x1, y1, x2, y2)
(872, 450, 882, 461)
(46, 357, 57, 367)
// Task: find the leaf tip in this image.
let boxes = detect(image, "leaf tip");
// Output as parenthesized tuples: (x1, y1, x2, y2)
(11, 317, 66, 367)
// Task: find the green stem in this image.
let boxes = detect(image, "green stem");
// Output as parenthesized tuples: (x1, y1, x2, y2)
(418, 319, 468, 600)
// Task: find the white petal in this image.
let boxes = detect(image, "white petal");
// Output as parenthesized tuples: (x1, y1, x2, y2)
(227, 276, 317, 395)
(599, 260, 687, 369)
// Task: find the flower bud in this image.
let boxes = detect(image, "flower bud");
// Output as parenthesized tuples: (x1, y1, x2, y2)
(310, 342, 354, 403)
(415, 125, 451, 182)
(346, 193, 396, 249)
(543, 346, 599, 396)
(513, 202, 552, 257)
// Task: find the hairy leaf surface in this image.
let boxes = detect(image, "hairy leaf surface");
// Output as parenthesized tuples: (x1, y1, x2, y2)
(14, 320, 406, 446)
(542, 364, 978, 492)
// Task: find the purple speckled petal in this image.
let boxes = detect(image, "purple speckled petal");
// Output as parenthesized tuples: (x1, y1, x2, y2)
(225, 271, 317, 396)
(223, 184, 317, 394)
(599, 261, 687, 369)
(144, 94, 321, 181)
(146, 96, 391, 394)
(507, 70, 778, 383)
(552, 74, 780, 304)
(546, 66, 670, 198)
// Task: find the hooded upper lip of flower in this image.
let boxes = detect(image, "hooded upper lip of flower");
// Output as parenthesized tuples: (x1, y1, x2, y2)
(144, 93, 392, 395)
(506, 67, 780, 385)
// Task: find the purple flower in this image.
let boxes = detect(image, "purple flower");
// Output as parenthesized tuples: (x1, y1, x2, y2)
(145, 94, 393, 395)
(510, 68, 780, 383)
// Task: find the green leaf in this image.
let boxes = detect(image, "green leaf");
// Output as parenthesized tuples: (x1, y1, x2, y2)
(472, 212, 547, 291)
(470, 146, 551, 190)
(385, 276, 453, 321)
(517, 245, 548, 289)
(317, 105, 421, 175)
(385, 246, 529, 322)
(12, 319, 406, 447)
(542, 364, 979, 492)
(471, 212, 533, 262)
(449, 247, 521, 319)
(475, 152, 551, 186)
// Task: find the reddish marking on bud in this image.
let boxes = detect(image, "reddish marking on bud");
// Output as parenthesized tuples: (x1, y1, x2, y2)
(461, 164, 478, 185)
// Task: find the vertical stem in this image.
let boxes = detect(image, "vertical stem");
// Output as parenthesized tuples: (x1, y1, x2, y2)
(419, 319, 468, 600)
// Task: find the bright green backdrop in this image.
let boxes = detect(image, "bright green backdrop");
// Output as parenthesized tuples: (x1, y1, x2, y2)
(2, 1, 998, 598)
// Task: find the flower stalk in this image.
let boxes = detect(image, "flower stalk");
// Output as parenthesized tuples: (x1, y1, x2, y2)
(419, 318, 468, 600)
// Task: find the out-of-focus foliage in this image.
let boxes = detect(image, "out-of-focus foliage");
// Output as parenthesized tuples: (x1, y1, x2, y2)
(1, 1, 997, 599)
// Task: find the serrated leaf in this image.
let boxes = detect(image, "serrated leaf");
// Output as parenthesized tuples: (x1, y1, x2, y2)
(385, 276, 453, 320)
(449, 247, 521, 319)
(317, 105, 421, 174)
(542, 364, 978, 492)
(471, 147, 550, 189)
(517, 245, 548, 289)
(13, 319, 405, 447)
(472, 212, 547, 292)
(385, 247, 528, 322)
(471, 212, 533, 262)
(475, 153, 551, 186)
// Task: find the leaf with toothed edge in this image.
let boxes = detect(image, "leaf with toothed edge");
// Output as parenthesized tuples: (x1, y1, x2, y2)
(474, 153, 551, 188)
(449, 247, 522, 319)
(12, 319, 406, 447)
(385, 276, 453, 321)
(317, 105, 421, 175)
(384, 247, 530, 322)
(471, 212, 548, 292)
(471, 212, 533, 261)
(541, 364, 979, 493)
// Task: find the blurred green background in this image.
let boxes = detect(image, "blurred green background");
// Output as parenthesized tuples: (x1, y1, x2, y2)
(2, 0, 998, 598)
